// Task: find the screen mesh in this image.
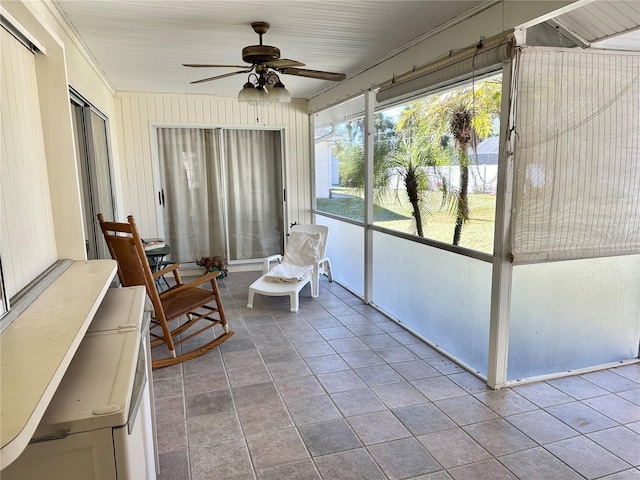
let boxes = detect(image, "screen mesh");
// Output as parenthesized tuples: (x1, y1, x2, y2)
(511, 47, 640, 263)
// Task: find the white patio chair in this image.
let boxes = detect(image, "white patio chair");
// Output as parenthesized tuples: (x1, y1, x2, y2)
(247, 224, 333, 312)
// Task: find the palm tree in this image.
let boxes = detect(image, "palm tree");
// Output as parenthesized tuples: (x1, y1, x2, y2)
(338, 116, 437, 236)
(426, 77, 502, 245)
(388, 135, 436, 237)
(338, 137, 394, 193)
(336, 78, 500, 242)
(449, 104, 474, 245)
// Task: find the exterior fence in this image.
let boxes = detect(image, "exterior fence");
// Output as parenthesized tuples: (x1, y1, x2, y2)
(388, 165, 498, 195)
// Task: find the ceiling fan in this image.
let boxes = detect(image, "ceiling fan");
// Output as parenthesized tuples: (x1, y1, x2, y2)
(183, 21, 346, 97)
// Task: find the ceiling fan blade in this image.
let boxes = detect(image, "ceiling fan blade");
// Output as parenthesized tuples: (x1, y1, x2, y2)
(265, 58, 305, 68)
(190, 69, 252, 84)
(183, 63, 248, 68)
(279, 67, 346, 82)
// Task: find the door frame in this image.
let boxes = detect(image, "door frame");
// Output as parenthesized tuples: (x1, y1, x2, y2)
(150, 123, 288, 264)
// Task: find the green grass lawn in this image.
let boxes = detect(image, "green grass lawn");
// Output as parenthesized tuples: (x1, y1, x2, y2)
(317, 189, 496, 254)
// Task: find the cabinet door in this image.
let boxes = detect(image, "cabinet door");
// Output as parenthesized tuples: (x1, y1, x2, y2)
(112, 379, 156, 479)
(2, 429, 117, 480)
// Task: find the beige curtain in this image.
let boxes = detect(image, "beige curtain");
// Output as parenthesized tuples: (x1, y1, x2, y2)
(223, 129, 283, 260)
(157, 128, 225, 262)
(157, 127, 283, 262)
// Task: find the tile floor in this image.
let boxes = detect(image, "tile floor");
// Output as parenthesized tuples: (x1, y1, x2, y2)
(152, 271, 640, 480)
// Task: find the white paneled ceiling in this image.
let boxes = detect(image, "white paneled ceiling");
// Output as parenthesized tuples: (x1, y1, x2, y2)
(53, 0, 494, 98)
(54, 1, 639, 100)
(553, 0, 640, 44)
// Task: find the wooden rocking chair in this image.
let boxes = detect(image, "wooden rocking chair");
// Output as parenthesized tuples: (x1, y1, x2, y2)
(98, 214, 233, 368)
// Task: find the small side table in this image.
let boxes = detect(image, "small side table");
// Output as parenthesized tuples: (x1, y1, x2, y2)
(145, 244, 171, 291)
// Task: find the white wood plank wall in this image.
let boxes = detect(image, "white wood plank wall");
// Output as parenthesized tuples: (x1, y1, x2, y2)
(115, 93, 312, 239)
(0, 29, 57, 298)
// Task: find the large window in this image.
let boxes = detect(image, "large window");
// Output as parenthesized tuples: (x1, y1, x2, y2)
(314, 77, 501, 254)
(314, 95, 366, 222)
(372, 75, 501, 253)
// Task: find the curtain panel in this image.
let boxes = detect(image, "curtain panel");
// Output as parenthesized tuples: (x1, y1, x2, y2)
(156, 127, 283, 263)
(223, 129, 283, 260)
(157, 128, 225, 263)
(511, 47, 640, 264)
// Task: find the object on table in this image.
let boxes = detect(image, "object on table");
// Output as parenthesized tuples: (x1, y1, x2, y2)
(142, 238, 166, 251)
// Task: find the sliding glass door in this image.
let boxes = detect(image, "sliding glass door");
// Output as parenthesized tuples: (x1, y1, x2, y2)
(223, 129, 283, 260)
(156, 128, 225, 263)
(156, 127, 283, 263)
(70, 91, 115, 260)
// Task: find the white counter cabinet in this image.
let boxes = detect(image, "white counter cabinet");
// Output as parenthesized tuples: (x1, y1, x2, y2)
(0, 261, 157, 479)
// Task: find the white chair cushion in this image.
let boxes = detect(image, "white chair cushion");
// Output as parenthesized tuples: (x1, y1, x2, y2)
(282, 231, 322, 266)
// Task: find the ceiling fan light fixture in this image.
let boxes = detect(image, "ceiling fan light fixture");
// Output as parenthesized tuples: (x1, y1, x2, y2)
(240, 85, 269, 106)
(238, 81, 262, 104)
(268, 80, 291, 103)
(237, 72, 290, 105)
(251, 85, 270, 105)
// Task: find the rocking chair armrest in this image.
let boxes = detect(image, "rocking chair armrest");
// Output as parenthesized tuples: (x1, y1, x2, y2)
(153, 262, 182, 288)
(153, 262, 181, 279)
(263, 254, 283, 274)
(160, 269, 220, 298)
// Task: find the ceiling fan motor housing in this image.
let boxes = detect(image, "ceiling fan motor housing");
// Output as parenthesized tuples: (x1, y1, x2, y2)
(242, 45, 280, 64)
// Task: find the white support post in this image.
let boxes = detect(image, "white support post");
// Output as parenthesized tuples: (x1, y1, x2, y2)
(363, 90, 375, 304)
(310, 114, 316, 225)
(487, 60, 516, 389)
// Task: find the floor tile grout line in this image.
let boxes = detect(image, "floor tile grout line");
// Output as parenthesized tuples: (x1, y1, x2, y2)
(216, 343, 260, 479)
(254, 300, 573, 476)
(228, 306, 326, 478)
(254, 295, 434, 478)
(156, 272, 640, 480)
(282, 301, 495, 479)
